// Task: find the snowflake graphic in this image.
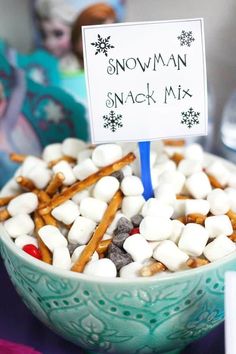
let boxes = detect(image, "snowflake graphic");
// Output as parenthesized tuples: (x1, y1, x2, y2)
(103, 110, 123, 132)
(91, 34, 114, 56)
(44, 100, 65, 123)
(181, 107, 200, 128)
(177, 30, 195, 46)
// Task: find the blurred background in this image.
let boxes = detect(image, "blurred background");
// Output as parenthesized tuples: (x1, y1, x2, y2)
(0, 0, 235, 162)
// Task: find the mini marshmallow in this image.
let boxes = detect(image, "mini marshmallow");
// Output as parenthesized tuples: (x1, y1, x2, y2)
(172, 199, 186, 219)
(52, 160, 76, 186)
(80, 197, 107, 222)
(61, 138, 86, 158)
(38, 225, 68, 252)
(42, 143, 62, 162)
(27, 165, 52, 189)
(205, 160, 230, 187)
(68, 216, 96, 244)
(185, 172, 212, 199)
(225, 187, 236, 212)
(203, 235, 236, 262)
(185, 199, 210, 216)
(83, 258, 117, 277)
(71, 245, 99, 264)
(77, 148, 93, 162)
(51, 200, 80, 225)
(139, 215, 172, 241)
(92, 144, 122, 167)
(155, 159, 176, 175)
(205, 215, 233, 238)
(158, 170, 185, 194)
(72, 189, 90, 204)
(207, 188, 230, 215)
(154, 183, 176, 206)
(20, 156, 47, 176)
(169, 220, 185, 243)
(122, 196, 145, 218)
(4, 214, 34, 238)
(184, 143, 204, 162)
(178, 158, 202, 177)
(121, 165, 133, 177)
(106, 212, 127, 235)
(153, 240, 189, 271)
(53, 247, 71, 270)
(228, 173, 236, 188)
(121, 175, 144, 196)
(148, 241, 162, 251)
(73, 158, 98, 180)
(123, 234, 153, 262)
(141, 198, 174, 218)
(93, 176, 119, 202)
(178, 223, 209, 256)
(119, 262, 143, 278)
(15, 234, 38, 249)
(0, 177, 21, 197)
(7, 192, 38, 216)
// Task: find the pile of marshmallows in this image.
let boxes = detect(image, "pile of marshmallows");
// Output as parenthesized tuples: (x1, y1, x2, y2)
(2, 138, 236, 278)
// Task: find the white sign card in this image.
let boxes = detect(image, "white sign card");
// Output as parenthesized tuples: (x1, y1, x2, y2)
(82, 18, 207, 144)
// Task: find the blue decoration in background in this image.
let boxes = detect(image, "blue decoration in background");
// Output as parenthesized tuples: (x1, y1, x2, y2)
(138, 141, 154, 200)
(0, 54, 89, 188)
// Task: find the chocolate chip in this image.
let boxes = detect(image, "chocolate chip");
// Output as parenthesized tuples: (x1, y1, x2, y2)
(107, 243, 132, 270)
(131, 214, 143, 227)
(68, 243, 79, 256)
(114, 217, 133, 235)
(111, 170, 124, 183)
(112, 232, 129, 248)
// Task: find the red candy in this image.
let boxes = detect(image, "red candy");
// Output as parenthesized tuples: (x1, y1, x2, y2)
(23, 244, 42, 260)
(129, 228, 140, 235)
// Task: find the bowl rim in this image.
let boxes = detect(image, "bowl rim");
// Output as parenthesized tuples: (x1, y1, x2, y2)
(1, 152, 236, 285)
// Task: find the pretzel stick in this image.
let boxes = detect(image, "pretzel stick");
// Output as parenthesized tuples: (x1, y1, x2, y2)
(35, 190, 51, 204)
(229, 232, 236, 242)
(226, 210, 236, 230)
(176, 194, 190, 200)
(187, 258, 209, 268)
(45, 172, 65, 196)
(34, 212, 52, 264)
(10, 152, 27, 163)
(39, 152, 135, 215)
(96, 239, 112, 255)
(186, 213, 206, 225)
(0, 208, 10, 221)
(42, 213, 57, 226)
(48, 156, 76, 168)
(71, 190, 123, 273)
(140, 261, 166, 277)
(0, 194, 19, 207)
(164, 139, 185, 146)
(171, 152, 184, 166)
(16, 176, 36, 191)
(206, 173, 224, 189)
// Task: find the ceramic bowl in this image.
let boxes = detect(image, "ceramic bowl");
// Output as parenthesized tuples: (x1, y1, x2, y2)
(1, 154, 236, 354)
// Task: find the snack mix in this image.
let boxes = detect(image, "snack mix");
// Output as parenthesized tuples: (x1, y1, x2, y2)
(1, 138, 236, 278)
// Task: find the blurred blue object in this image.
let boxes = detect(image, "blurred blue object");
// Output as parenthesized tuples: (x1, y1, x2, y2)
(0, 54, 89, 188)
(63, 0, 126, 21)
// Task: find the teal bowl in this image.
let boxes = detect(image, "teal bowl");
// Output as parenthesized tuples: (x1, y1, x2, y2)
(1, 223, 236, 354)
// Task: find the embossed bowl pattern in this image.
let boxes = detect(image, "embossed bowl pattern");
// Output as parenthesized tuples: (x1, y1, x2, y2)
(1, 223, 236, 354)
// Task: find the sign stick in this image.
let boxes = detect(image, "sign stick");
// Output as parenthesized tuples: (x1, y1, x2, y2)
(138, 141, 154, 200)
